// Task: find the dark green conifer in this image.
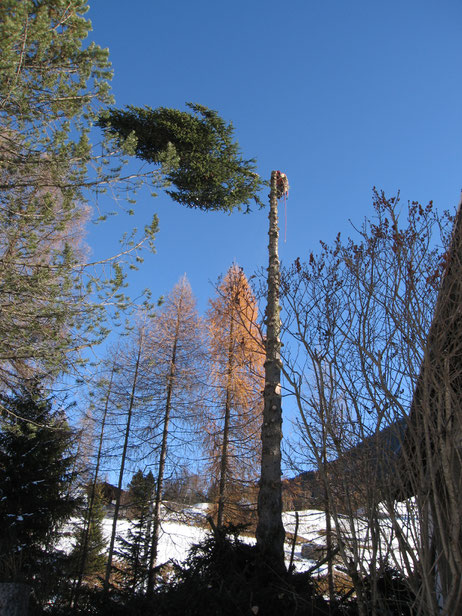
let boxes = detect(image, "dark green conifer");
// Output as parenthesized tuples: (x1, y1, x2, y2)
(115, 470, 155, 594)
(70, 482, 106, 584)
(97, 103, 264, 213)
(0, 385, 77, 582)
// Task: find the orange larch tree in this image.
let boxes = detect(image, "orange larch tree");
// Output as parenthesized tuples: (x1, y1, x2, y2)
(205, 264, 265, 528)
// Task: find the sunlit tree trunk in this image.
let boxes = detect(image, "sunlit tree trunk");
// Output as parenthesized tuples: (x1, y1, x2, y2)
(256, 170, 285, 572)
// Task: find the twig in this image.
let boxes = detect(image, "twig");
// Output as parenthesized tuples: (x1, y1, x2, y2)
(289, 511, 299, 572)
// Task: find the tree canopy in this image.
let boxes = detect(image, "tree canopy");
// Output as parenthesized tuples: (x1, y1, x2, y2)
(97, 103, 264, 212)
(0, 385, 77, 581)
(0, 0, 159, 390)
(205, 265, 264, 526)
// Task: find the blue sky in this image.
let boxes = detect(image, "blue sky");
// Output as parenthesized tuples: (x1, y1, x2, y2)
(86, 0, 461, 316)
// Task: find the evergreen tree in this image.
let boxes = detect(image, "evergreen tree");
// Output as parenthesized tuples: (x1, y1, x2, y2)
(97, 103, 264, 212)
(0, 0, 158, 390)
(0, 385, 77, 582)
(126, 469, 156, 519)
(70, 482, 106, 582)
(115, 470, 155, 595)
(205, 265, 264, 527)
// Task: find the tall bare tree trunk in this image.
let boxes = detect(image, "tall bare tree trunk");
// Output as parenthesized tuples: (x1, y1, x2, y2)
(319, 382, 335, 607)
(256, 170, 285, 572)
(324, 483, 335, 607)
(146, 312, 180, 597)
(104, 341, 143, 592)
(216, 315, 234, 528)
(72, 364, 115, 607)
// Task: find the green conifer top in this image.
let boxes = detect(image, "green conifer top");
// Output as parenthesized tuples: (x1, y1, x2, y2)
(97, 103, 264, 213)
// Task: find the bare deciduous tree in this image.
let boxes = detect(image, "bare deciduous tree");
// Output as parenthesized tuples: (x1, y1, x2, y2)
(281, 190, 460, 614)
(103, 324, 154, 592)
(145, 276, 203, 596)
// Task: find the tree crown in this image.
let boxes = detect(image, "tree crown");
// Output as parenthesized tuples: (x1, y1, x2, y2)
(97, 103, 265, 212)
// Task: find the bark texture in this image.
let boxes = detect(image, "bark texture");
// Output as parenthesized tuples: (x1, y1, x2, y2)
(0, 583, 30, 616)
(216, 315, 234, 528)
(404, 196, 462, 613)
(256, 170, 285, 571)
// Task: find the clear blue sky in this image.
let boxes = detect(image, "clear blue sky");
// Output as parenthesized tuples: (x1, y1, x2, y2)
(86, 0, 461, 315)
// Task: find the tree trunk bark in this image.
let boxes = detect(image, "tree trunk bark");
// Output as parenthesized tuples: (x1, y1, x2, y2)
(217, 314, 234, 528)
(256, 170, 286, 573)
(104, 342, 142, 591)
(73, 365, 114, 607)
(0, 583, 31, 616)
(324, 484, 335, 607)
(146, 312, 181, 597)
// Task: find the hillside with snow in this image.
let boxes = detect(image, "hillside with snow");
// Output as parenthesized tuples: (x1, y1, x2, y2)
(61, 501, 417, 580)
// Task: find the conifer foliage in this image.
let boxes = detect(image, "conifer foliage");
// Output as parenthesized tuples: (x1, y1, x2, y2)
(71, 482, 107, 580)
(115, 470, 155, 595)
(0, 0, 158, 391)
(0, 385, 76, 582)
(0, 1, 111, 388)
(97, 103, 264, 212)
(205, 265, 264, 527)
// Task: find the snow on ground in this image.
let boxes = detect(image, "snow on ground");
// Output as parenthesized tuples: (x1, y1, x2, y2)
(282, 509, 333, 572)
(153, 521, 207, 564)
(282, 504, 419, 574)
(60, 501, 419, 576)
(59, 508, 209, 567)
(283, 509, 330, 541)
